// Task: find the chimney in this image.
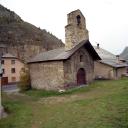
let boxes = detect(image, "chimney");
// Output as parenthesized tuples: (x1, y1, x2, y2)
(116, 55, 120, 64)
(97, 43, 99, 49)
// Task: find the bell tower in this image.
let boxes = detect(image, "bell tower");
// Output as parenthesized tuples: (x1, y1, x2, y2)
(65, 9, 89, 51)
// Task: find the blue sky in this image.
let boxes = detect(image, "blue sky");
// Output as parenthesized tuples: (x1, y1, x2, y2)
(0, 0, 128, 54)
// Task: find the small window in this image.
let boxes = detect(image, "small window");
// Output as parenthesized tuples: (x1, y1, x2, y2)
(80, 55, 83, 62)
(1, 60, 4, 64)
(127, 67, 128, 73)
(11, 60, 15, 64)
(11, 68, 15, 73)
(76, 15, 81, 25)
(2, 69, 5, 74)
(11, 77, 16, 82)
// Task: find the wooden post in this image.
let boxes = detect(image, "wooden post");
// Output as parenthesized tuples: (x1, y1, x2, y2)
(0, 59, 4, 119)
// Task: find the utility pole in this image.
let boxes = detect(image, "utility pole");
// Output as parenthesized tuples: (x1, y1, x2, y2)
(0, 56, 4, 119)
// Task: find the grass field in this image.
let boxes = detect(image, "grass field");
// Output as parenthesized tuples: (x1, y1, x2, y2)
(0, 78, 128, 128)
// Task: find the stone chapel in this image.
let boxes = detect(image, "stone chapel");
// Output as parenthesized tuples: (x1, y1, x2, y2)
(28, 9, 100, 90)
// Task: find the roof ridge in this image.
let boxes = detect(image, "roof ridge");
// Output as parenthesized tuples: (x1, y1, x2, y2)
(94, 46, 115, 56)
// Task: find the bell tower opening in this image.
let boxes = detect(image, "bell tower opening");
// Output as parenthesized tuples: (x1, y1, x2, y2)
(76, 15, 81, 25)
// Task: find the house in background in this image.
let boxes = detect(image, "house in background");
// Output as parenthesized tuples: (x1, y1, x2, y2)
(94, 44, 128, 79)
(120, 46, 128, 64)
(28, 10, 100, 91)
(120, 46, 128, 74)
(1, 53, 24, 85)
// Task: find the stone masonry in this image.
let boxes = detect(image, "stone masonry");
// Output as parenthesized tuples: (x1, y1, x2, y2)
(65, 9, 89, 50)
(64, 47, 94, 85)
(29, 61, 64, 90)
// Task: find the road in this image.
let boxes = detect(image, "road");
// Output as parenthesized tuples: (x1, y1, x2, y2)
(2, 84, 19, 93)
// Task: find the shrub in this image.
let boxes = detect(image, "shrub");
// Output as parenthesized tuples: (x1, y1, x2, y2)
(18, 66, 31, 92)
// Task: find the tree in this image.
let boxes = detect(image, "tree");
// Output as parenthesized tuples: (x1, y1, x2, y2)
(18, 66, 31, 91)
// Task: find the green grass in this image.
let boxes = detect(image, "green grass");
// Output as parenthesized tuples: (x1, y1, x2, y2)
(0, 78, 128, 128)
(23, 85, 94, 98)
(24, 80, 105, 98)
(24, 89, 61, 98)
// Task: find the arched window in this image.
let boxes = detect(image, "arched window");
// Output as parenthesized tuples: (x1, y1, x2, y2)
(76, 15, 81, 25)
(80, 55, 83, 62)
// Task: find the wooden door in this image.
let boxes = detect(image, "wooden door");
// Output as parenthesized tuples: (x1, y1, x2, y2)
(77, 68, 86, 85)
(1, 77, 8, 86)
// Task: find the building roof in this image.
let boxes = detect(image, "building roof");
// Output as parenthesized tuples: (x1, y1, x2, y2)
(100, 59, 128, 68)
(0, 44, 7, 48)
(94, 46, 128, 68)
(2, 53, 17, 59)
(1, 53, 25, 64)
(93, 46, 116, 60)
(120, 46, 128, 61)
(28, 40, 101, 63)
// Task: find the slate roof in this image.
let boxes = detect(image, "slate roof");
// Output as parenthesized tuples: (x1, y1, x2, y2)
(94, 46, 128, 68)
(28, 40, 101, 63)
(100, 59, 128, 68)
(2, 53, 17, 59)
(93, 46, 116, 60)
(120, 47, 128, 61)
(0, 44, 7, 48)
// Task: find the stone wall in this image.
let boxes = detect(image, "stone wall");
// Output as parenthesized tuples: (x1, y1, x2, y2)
(94, 61, 127, 79)
(94, 61, 114, 79)
(64, 46, 94, 86)
(29, 61, 64, 90)
(115, 67, 127, 79)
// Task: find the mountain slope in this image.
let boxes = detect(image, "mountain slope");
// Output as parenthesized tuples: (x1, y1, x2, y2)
(0, 4, 64, 61)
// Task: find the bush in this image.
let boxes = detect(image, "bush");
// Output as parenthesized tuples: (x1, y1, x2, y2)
(18, 67, 31, 92)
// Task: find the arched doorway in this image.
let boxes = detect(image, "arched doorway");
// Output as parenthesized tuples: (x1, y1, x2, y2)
(77, 68, 86, 85)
